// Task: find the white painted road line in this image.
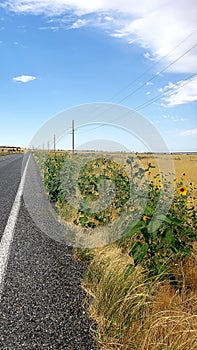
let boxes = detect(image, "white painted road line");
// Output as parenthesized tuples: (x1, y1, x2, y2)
(0, 155, 30, 301)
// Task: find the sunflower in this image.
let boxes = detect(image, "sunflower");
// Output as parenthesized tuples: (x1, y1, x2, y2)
(129, 206, 135, 212)
(143, 215, 150, 222)
(177, 186, 188, 196)
(171, 204, 177, 211)
(155, 183, 163, 190)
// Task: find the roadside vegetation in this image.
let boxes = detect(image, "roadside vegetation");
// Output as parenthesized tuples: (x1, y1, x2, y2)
(0, 152, 22, 156)
(35, 151, 197, 350)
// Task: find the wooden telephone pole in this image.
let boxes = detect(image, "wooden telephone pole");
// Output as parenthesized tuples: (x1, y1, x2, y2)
(54, 134, 56, 156)
(72, 120, 75, 156)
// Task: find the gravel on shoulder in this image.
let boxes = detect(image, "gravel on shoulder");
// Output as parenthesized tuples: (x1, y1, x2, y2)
(0, 197, 97, 350)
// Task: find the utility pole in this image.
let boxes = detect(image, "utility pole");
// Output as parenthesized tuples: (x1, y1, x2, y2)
(48, 141, 50, 153)
(54, 134, 56, 157)
(72, 120, 75, 156)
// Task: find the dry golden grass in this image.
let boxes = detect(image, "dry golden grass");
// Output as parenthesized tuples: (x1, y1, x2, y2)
(83, 246, 197, 350)
(56, 201, 78, 223)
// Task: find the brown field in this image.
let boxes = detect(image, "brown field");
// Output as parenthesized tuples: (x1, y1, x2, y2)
(74, 151, 197, 206)
(136, 153, 196, 183)
(55, 150, 197, 180)
(135, 153, 197, 207)
(68, 151, 197, 181)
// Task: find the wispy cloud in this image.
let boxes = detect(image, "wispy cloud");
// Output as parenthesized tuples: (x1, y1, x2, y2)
(146, 81, 153, 86)
(180, 128, 197, 136)
(13, 75, 37, 83)
(162, 114, 185, 122)
(159, 76, 197, 107)
(70, 18, 88, 29)
(1, 0, 197, 74)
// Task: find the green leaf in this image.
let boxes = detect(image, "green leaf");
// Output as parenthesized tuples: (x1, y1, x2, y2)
(145, 204, 155, 216)
(148, 218, 161, 233)
(149, 261, 167, 276)
(124, 264, 135, 278)
(129, 242, 148, 265)
(163, 229, 175, 246)
(124, 220, 145, 237)
(148, 213, 178, 233)
(141, 227, 151, 243)
(79, 216, 88, 226)
(167, 216, 183, 226)
(154, 213, 171, 224)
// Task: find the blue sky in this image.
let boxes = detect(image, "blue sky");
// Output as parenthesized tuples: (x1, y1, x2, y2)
(0, 0, 196, 152)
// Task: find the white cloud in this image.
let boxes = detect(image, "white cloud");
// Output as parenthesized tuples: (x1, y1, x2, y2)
(71, 18, 88, 29)
(2, 0, 197, 74)
(13, 75, 37, 83)
(110, 31, 128, 38)
(104, 16, 114, 22)
(160, 76, 197, 107)
(143, 52, 156, 61)
(180, 128, 197, 136)
(162, 114, 185, 122)
(146, 81, 153, 86)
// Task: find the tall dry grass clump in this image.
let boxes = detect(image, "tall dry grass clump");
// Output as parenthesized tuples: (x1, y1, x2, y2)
(83, 246, 197, 350)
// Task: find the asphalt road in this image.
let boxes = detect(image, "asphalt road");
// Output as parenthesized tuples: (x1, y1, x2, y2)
(0, 154, 24, 241)
(0, 154, 96, 350)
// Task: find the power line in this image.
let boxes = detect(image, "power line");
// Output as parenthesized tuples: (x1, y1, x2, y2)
(116, 43, 197, 105)
(38, 31, 197, 149)
(135, 72, 197, 111)
(75, 40, 197, 137)
(75, 71, 197, 137)
(76, 30, 197, 125)
(109, 29, 197, 102)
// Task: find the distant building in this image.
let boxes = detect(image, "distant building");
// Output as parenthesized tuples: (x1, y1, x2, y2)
(0, 146, 22, 153)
